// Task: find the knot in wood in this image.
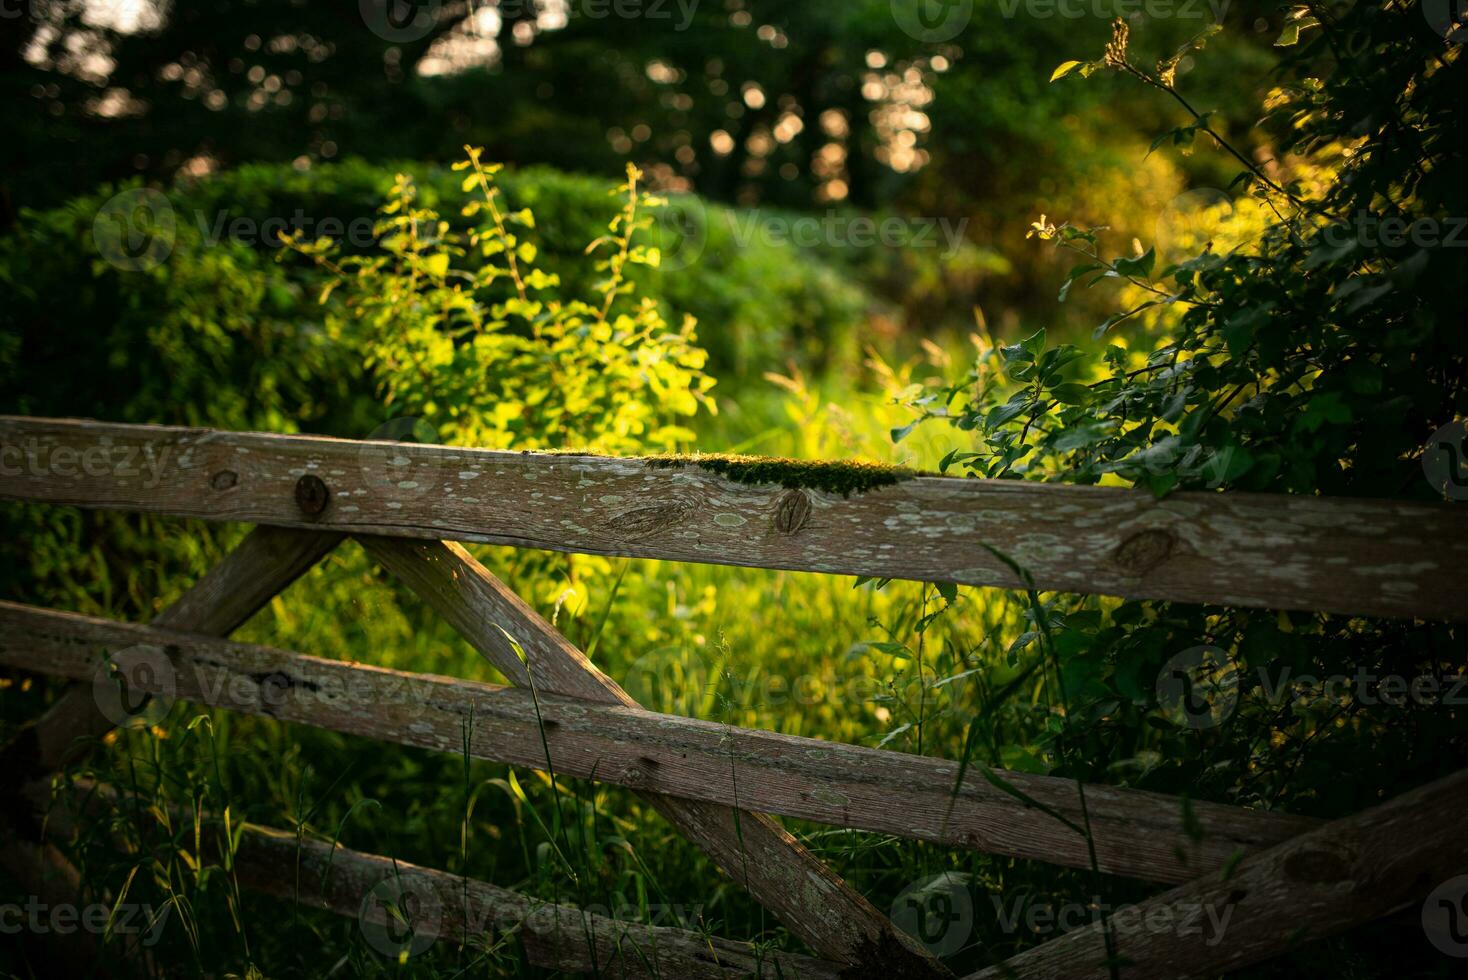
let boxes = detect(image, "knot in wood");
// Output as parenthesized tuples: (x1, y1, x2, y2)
(1112, 529, 1174, 575)
(210, 469, 238, 491)
(294, 474, 330, 517)
(773, 489, 812, 535)
(607, 499, 695, 540)
(621, 766, 646, 787)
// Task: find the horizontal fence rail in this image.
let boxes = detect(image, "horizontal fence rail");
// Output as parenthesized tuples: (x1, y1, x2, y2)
(3, 415, 1462, 978)
(3, 526, 342, 780)
(29, 779, 842, 980)
(237, 823, 845, 980)
(965, 768, 1468, 980)
(0, 601, 1317, 885)
(2, 417, 1465, 620)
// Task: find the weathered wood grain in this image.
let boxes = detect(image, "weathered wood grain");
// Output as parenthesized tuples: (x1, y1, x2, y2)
(0, 527, 340, 976)
(360, 536, 947, 972)
(0, 601, 1317, 888)
(32, 777, 843, 980)
(232, 822, 846, 979)
(965, 768, 1468, 980)
(2, 417, 1463, 620)
(357, 537, 620, 701)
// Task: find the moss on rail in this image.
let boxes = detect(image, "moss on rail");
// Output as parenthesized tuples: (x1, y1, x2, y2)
(644, 453, 914, 497)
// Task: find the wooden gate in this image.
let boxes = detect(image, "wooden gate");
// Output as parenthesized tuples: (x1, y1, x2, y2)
(1, 415, 1464, 978)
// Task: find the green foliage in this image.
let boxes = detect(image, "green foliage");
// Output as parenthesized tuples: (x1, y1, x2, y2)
(2, 1, 1259, 212)
(0, 158, 874, 415)
(4, 6, 1466, 978)
(280, 150, 714, 454)
(2, 0, 1275, 343)
(895, 4, 1467, 849)
(917, 11, 1466, 500)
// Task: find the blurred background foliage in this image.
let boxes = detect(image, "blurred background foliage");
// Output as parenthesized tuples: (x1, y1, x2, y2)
(2, 0, 1288, 334)
(2, 1, 1466, 978)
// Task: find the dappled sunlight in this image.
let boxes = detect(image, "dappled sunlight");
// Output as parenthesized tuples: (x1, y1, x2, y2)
(2, 3, 1464, 977)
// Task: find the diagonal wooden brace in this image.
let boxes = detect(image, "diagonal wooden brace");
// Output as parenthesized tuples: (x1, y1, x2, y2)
(963, 768, 1468, 980)
(1, 526, 342, 816)
(358, 535, 951, 976)
(0, 526, 342, 974)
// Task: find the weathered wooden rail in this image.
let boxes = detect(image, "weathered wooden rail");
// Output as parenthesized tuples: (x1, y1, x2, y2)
(3, 416, 1464, 620)
(1, 415, 1464, 978)
(0, 600, 1315, 885)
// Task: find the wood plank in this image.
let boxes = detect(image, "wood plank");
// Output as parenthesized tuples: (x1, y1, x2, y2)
(965, 768, 1468, 980)
(2, 417, 1463, 620)
(359, 536, 946, 972)
(27, 776, 843, 979)
(0, 526, 341, 780)
(234, 823, 846, 979)
(0, 527, 341, 975)
(0, 600, 1318, 888)
(0, 836, 100, 973)
(36, 775, 843, 980)
(356, 536, 619, 701)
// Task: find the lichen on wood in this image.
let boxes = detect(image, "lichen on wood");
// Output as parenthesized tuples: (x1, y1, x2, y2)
(643, 453, 915, 497)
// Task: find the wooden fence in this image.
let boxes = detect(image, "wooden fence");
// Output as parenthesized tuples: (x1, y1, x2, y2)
(0, 415, 1464, 978)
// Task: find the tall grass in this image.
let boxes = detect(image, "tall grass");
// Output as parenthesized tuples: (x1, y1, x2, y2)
(2, 366, 1416, 979)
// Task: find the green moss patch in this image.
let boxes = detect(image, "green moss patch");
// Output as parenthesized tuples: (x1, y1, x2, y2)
(644, 453, 915, 497)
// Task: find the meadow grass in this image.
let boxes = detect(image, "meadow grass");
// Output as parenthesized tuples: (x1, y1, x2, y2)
(0, 369, 1070, 976)
(2, 370, 1408, 979)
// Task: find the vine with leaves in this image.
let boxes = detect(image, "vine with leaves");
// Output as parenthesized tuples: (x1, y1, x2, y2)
(897, 3, 1466, 922)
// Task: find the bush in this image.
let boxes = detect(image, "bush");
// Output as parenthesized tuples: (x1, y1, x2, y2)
(0, 155, 855, 627)
(0, 157, 871, 415)
(897, 10, 1468, 840)
(279, 153, 716, 454)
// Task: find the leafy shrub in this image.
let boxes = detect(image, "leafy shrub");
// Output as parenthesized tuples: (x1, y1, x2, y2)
(280, 151, 714, 453)
(896, 8, 1467, 843)
(0, 155, 868, 616)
